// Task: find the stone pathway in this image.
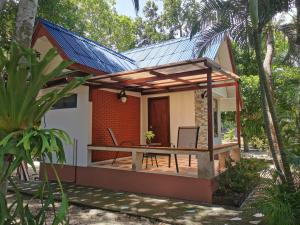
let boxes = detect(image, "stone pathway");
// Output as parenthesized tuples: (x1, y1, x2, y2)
(8, 181, 264, 225)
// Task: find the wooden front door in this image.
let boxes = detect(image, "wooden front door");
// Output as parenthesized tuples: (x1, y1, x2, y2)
(148, 97, 170, 147)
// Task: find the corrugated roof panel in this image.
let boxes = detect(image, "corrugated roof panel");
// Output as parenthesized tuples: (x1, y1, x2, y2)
(148, 57, 161, 67)
(139, 59, 154, 68)
(155, 44, 172, 58)
(38, 18, 225, 75)
(166, 43, 180, 55)
(145, 47, 161, 61)
(40, 18, 137, 74)
(178, 50, 194, 61)
(123, 33, 224, 68)
(157, 53, 174, 65)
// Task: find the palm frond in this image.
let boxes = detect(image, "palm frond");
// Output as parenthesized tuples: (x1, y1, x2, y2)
(194, 23, 229, 57)
(132, 0, 139, 13)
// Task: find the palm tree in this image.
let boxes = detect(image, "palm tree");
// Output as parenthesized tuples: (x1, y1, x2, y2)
(14, 0, 38, 47)
(191, 0, 295, 190)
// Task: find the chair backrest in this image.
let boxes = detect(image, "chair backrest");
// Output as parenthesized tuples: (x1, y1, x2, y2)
(177, 126, 199, 148)
(108, 128, 118, 146)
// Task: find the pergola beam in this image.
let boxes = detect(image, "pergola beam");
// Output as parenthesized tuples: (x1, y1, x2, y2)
(150, 76, 229, 88)
(88, 58, 209, 81)
(141, 81, 236, 95)
(111, 68, 210, 86)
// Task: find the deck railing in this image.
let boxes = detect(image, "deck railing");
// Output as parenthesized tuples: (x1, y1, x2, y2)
(87, 143, 240, 179)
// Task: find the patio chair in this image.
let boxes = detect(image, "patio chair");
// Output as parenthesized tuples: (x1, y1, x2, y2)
(108, 128, 134, 165)
(174, 126, 200, 173)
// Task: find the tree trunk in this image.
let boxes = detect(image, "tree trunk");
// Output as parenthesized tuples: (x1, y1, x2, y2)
(261, 92, 286, 182)
(253, 29, 295, 191)
(0, 0, 6, 11)
(296, 0, 300, 45)
(262, 26, 283, 170)
(15, 0, 38, 48)
(263, 26, 275, 94)
(241, 127, 250, 152)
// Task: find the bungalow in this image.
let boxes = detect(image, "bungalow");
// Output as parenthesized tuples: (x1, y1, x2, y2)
(33, 19, 241, 203)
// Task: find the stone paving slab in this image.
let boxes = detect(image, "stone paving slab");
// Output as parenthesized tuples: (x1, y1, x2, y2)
(8, 181, 262, 225)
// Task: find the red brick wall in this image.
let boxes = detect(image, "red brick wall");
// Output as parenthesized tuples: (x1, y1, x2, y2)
(91, 89, 140, 161)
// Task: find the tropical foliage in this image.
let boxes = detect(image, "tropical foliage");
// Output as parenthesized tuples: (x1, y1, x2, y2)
(217, 158, 269, 195)
(0, 43, 85, 224)
(255, 171, 300, 225)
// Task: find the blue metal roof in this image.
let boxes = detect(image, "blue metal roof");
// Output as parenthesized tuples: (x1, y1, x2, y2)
(39, 19, 137, 74)
(122, 33, 224, 68)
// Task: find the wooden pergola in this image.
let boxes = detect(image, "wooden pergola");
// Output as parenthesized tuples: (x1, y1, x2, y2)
(86, 57, 241, 161)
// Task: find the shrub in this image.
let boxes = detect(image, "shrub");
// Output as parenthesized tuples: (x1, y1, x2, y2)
(217, 158, 269, 195)
(224, 128, 235, 142)
(250, 137, 268, 150)
(256, 180, 300, 225)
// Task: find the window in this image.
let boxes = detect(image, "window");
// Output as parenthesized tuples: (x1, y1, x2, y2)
(52, 94, 77, 110)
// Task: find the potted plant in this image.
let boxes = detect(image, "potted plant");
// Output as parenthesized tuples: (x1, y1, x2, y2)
(145, 131, 155, 145)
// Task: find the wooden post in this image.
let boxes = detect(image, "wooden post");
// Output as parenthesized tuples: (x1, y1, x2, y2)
(235, 82, 241, 147)
(231, 146, 241, 162)
(197, 152, 215, 178)
(132, 151, 143, 171)
(207, 70, 213, 161)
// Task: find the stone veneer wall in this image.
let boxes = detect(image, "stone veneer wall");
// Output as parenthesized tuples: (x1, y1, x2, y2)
(194, 90, 208, 146)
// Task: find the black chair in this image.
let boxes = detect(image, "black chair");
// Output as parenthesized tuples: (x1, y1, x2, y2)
(142, 143, 161, 168)
(174, 126, 200, 173)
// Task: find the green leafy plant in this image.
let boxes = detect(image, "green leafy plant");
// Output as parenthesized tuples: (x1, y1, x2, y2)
(223, 128, 235, 142)
(250, 136, 268, 150)
(144, 130, 155, 144)
(217, 158, 269, 195)
(0, 43, 86, 224)
(255, 172, 300, 225)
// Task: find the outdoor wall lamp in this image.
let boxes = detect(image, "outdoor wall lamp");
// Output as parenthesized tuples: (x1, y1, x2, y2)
(118, 90, 127, 103)
(201, 90, 207, 99)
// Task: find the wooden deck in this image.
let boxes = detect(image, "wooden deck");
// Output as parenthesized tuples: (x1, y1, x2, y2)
(41, 143, 240, 203)
(91, 155, 222, 178)
(88, 143, 240, 179)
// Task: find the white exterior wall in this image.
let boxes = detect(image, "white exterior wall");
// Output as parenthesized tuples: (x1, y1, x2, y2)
(33, 36, 67, 74)
(42, 85, 92, 167)
(215, 39, 234, 72)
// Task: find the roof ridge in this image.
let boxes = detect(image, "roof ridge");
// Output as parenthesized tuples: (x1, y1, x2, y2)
(122, 33, 201, 54)
(38, 18, 136, 64)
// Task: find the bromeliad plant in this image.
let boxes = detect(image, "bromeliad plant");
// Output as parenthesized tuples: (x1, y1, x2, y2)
(0, 43, 86, 224)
